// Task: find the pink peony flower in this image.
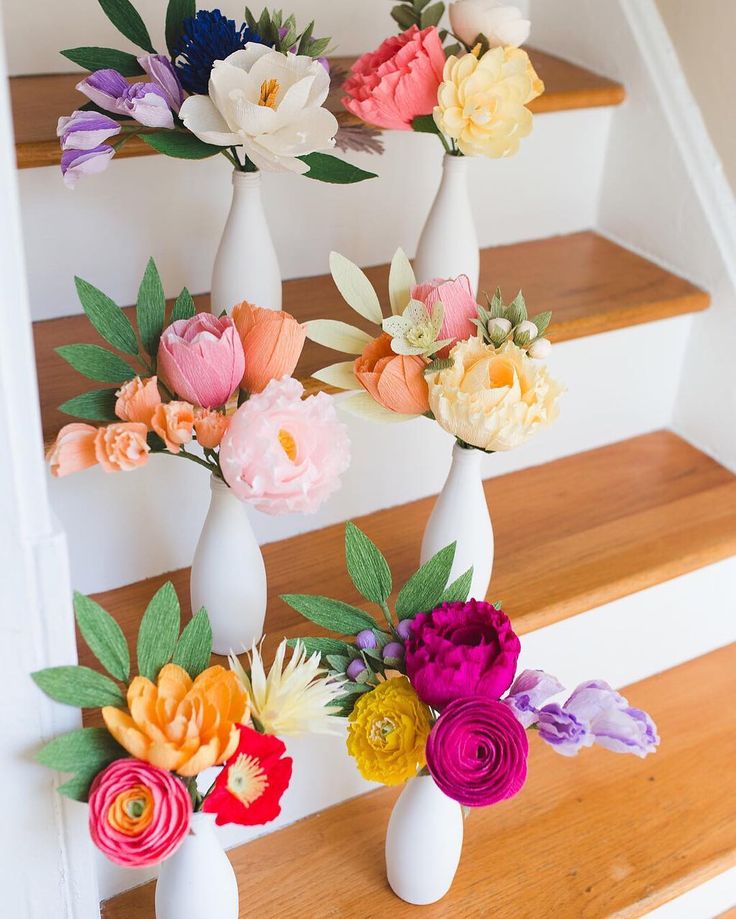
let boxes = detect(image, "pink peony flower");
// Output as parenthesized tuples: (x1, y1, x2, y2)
(342, 25, 446, 131)
(157, 314, 245, 409)
(219, 377, 351, 514)
(88, 759, 192, 867)
(412, 275, 478, 356)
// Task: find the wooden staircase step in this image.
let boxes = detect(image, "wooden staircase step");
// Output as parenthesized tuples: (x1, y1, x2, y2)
(34, 231, 709, 446)
(101, 643, 736, 918)
(12, 50, 625, 170)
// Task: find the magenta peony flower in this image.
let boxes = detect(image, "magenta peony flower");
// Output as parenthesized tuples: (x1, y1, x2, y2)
(426, 697, 528, 807)
(404, 600, 521, 711)
(157, 314, 245, 409)
(412, 276, 478, 356)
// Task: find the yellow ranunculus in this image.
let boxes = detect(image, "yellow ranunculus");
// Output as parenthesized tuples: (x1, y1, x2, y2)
(427, 338, 563, 451)
(347, 677, 432, 785)
(433, 46, 544, 158)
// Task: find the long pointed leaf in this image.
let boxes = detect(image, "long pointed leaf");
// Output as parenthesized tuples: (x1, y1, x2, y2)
(280, 594, 376, 635)
(136, 581, 181, 680)
(172, 609, 212, 678)
(60, 46, 144, 75)
(170, 287, 197, 322)
(31, 666, 125, 708)
(345, 522, 392, 605)
(136, 257, 166, 357)
(74, 592, 130, 682)
(97, 0, 155, 53)
(395, 543, 457, 619)
(74, 277, 138, 356)
(59, 388, 119, 422)
(165, 0, 196, 55)
(56, 344, 136, 383)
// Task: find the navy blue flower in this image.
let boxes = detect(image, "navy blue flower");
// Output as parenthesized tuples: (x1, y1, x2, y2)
(174, 10, 264, 95)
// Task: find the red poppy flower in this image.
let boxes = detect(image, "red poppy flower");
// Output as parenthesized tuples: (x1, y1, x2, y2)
(202, 724, 292, 826)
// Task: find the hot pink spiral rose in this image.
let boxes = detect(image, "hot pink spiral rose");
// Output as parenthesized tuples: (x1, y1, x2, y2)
(412, 275, 478, 355)
(426, 697, 528, 807)
(342, 25, 446, 131)
(157, 314, 245, 409)
(88, 759, 192, 867)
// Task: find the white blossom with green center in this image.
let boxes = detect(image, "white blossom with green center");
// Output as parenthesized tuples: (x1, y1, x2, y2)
(382, 299, 454, 357)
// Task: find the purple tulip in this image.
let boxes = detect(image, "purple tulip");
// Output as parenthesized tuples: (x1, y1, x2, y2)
(346, 659, 367, 681)
(355, 629, 377, 651)
(138, 54, 186, 113)
(537, 703, 593, 756)
(76, 70, 175, 129)
(382, 642, 405, 661)
(57, 110, 120, 150)
(503, 669, 565, 728)
(396, 619, 414, 641)
(60, 145, 115, 189)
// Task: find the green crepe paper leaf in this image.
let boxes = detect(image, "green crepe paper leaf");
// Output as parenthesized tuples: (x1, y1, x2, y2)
(441, 567, 474, 604)
(59, 388, 119, 421)
(306, 36, 330, 58)
(413, 0, 433, 11)
(532, 310, 552, 337)
(74, 592, 130, 682)
(280, 594, 377, 635)
(296, 20, 315, 55)
(57, 767, 105, 802)
(395, 543, 457, 620)
(60, 46, 144, 75)
(411, 114, 441, 135)
(172, 609, 213, 679)
(340, 681, 372, 695)
(31, 666, 125, 708)
(506, 291, 528, 327)
(298, 153, 377, 184)
(326, 654, 351, 673)
(171, 287, 197, 323)
(165, 0, 196, 56)
(392, 4, 419, 29)
(35, 727, 126, 774)
(345, 522, 392, 605)
(136, 581, 181, 681)
(97, 0, 155, 53)
(141, 131, 222, 159)
(74, 276, 138, 356)
(136, 257, 166, 357)
(56, 344, 136, 384)
(287, 637, 354, 658)
(421, 2, 445, 28)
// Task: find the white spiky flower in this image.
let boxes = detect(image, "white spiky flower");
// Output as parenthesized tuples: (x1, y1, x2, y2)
(229, 639, 345, 736)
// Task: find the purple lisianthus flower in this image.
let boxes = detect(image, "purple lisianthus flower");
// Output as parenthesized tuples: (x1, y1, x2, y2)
(57, 110, 120, 150)
(537, 703, 593, 756)
(60, 144, 115, 189)
(503, 669, 565, 728)
(138, 54, 186, 113)
(76, 70, 175, 129)
(355, 629, 377, 651)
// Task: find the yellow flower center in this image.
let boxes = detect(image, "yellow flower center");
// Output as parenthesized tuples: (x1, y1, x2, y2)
(278, 429, 297, 461)
(369, 717, 396, 747)
(227, 753, 269, 807)
(258, 79, 280, 109)
(107, 785, 154, 837)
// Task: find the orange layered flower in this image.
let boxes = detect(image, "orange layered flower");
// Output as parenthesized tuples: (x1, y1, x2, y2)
(94, 422, 150, 472)
(151, 401, 195, 453)
(232, 301, 306, 394)
(354, 333, 429, 415)
(115, 377, 161, 428)
(194, 409, 230, 449)
(47, 423, 98, 477)
(102, 664, 249, 777)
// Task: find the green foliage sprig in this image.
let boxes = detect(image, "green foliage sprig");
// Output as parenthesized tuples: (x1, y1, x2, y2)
(245, 7, 331, 58)
(474, 289, 553, 350)
(388, 0, 446, 33)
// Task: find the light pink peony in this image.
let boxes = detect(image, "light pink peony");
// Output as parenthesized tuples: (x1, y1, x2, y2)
(342, 25, 446, 131)
(412, 275, 478, 356)
(219, 377, 351, 515)
(157, 314, 245, 409)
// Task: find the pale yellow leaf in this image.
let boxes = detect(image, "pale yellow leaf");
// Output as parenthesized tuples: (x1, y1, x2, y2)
(389, 247, 416, 316)
(312, 361, 360, 391)
(306, 319, 374, 355)
(329, 251, 383, 325)
(339, 391, 419, 423)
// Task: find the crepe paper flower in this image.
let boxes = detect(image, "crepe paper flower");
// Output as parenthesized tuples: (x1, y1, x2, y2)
(412, 276, 479, 356)
(536, 703, 593, 756)
(427, 338, 563, 451)
(405, 600, 521, 711)
(356, 629, 378, 650)
(347, 677, 432, 785)
(157, 314, 245, 410)
(503, 669, 565, 728)
(115, 376, 161, 428)
(528, 337, 551, 360)
(426, 697, 528, 807)
(194, 409, 230, 449)
(354, 333, 430, 415)
(202, 724, 292, 826)
(434, 46, 543, 158)
(342, 25, 446, 131)
(102, 663, 249, 777)
(347, 659, 367, 680)
(382, 299, 453, 358)
(219, 377, 350, 515)
(138, 54, 186, 113)
(47, 423, 98, 477)
(449, 1, 531, 49)
(232, 301, 306, 394)
(151, 401, 195, 453)
(57, 110, 120, 151)
(94, 422, 150, 472)
(179, 46, 338, 174)
(174, 10, 264, 95)
(76, 70, 175, 129)
(229, 639, 345, 736)
(60, 144, 115, 188)
(88, 760, 192, 868)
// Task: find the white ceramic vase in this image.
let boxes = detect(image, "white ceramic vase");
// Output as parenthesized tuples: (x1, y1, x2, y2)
(211, 169, 282, 314)
(385, 775, 464, 905)
(190, 475, 267, 655)
(421, 442, 494, 601)
(414, 154, 480, 293)
(155, 813, 238, 919)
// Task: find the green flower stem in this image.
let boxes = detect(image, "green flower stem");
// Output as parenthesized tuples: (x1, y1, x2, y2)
(220, 148, 240, 169)
(380, 601, 394, 630)
(175, 448, 216, 473)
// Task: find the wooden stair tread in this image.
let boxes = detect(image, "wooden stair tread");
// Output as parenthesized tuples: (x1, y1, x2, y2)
(12, 50, 624, 170)
(34, 231, 709, 445)
(101, 643, 736, 918)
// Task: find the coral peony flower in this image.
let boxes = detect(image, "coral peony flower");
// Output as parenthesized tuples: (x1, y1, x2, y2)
(94, 422, 150, 472)
(503, 669, 564, 728)
(102, 664, 249, 777)
(405, 600, 521, 711)
(449, 1, 531, 49)
(426, 696, 528, 806)
(47, 423, 99, 477)
(88, 759, 192, 867)
(151, 401, 195, 453)
(219, 377, 350, 515)
(194, 409, 230, 449)
(157, 314, 245, 409)
(202, 724, 292, 826)
(342, 26, 446, 131)
(434, 46, 543, 158)
(347, 677, 432, 785)
(428, 338, 563, 451)
(232, 301, 306, 394)
(412, 275, 478, 356)
(354, 333, 429, 415)
(115, 376, 161, 427)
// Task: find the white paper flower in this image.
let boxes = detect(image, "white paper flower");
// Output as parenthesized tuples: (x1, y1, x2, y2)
(179, 45, 339, 174)
(382, 299, 453, 356)
(449, 1, 531, 49)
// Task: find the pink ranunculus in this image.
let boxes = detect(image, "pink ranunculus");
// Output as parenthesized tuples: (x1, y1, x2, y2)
(88, 759, 192, 867)
(157, 314, 245, 409)
(342, 25, 446, 132)
(412, 275, 478, 356)
(219, 377, 351, 515)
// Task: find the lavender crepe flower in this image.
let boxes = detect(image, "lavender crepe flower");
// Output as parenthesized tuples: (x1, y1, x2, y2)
(57, 110, 120, 150)
(537, 703, 593, 756)
(77, 70, 174, 129)
(503, 669, 565, 728)
(138, 55, 186, 113)
(61, 145, 115, 188)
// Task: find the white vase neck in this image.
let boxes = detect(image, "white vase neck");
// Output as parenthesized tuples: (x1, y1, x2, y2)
(189, 811, 218, 836)
(231, 169, 262, 190)
(441, 154, 469, 175)
(451, 442, 484, 469)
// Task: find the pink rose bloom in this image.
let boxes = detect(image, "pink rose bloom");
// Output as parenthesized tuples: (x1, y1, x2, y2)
(342, 25, 446, 131)
(412, 275, 478, 355)
(219, 377, 351, 515)
(157, 314, 245, 409)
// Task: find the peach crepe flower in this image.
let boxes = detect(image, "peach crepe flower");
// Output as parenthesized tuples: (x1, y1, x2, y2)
(194, 409, 230, 449)
(412, 276, 478, 356)
(151, 401, 194, 453)
(114, 376, 161, 427)
(354, 333, 429, 415)
(102, 663, 249, 777)
(47, 423, 98, 477)
(232, 301, 307, 394)
(94, 422, 150, 472)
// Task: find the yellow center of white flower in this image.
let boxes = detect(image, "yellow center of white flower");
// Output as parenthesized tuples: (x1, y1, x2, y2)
(226, 753, 269, 806)
(278, 429, 297, 461)
(405, 322, 436, 350)
(258, 79, 280, 109)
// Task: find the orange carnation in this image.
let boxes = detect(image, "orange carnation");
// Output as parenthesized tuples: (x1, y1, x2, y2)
(115, 376, 161, 427)
(194, 409, 230, 449)
(151, 401, 194, 453)
(94, 422, 150, 472)
(354, 333, 429, 415)
(47, 423, 98, 477)
(232, 300, 306, 394)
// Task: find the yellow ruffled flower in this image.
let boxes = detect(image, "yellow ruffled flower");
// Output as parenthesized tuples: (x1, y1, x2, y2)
(347, 677, 432, 785)
(433, 46, 544, 158)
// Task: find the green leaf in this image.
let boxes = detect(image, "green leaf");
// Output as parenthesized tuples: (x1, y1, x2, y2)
(424, 357, 452, 375)
(172, 609, 213, 678)
(441, 567, 474, 604)
(60, 46, 144, 75)
(136, 581, 181, 681)
(97, 0, 155, 53)
(141, 131, 222, 159)
(506, 291, 528, 326)
(57, 767, 104, 802)
(296, 20, 315, 55)
(281, 594, 377, 635)
(420, 2, 444, 28)
(345, 523, 392, 605)
(171, 287, 197, 322)
(165, 0, 196, 56)
(31, 666, 125, 708)
(325, 654, 351, 673)
(298, 153, 377, 184)
(395, 543, 457, 620)
(74, 593, 130, 682)
(391, 4, 419, 29)
(136, 257, 166, 357)
(36, 727, 126, 773)
(287, 636, 354, 657)
(59, 388, 119, 422)
(74, 276, 138, 356)
(412, 114, 441, 135)
(532, 310, 552, 337)
(56, 344, 136, 384)
(306, 36, 330, 57)
(340, 681, 372, 695)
